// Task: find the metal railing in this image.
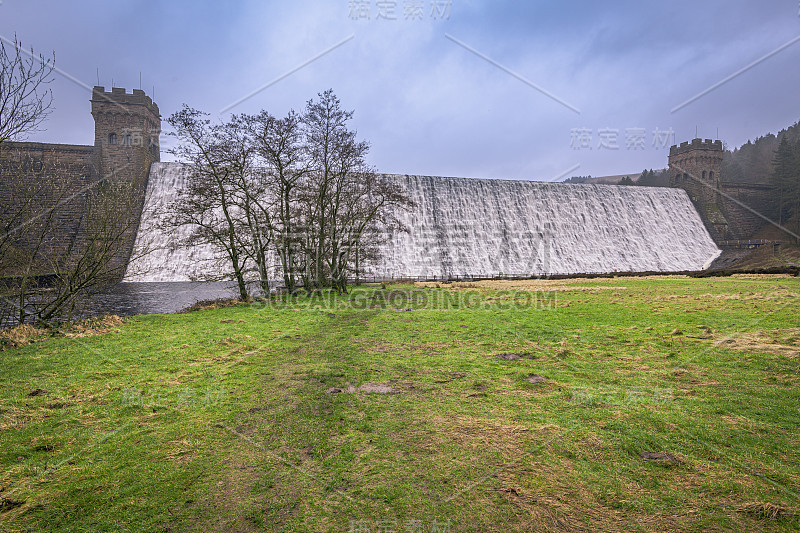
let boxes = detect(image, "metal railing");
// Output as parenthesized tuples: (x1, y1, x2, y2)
(718, 239, 788, 249)
(347, 270, 662, 283)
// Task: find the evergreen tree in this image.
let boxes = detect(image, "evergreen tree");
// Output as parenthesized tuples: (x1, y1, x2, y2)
(770, 136, 795, 226)
(792, 139, 800, 239)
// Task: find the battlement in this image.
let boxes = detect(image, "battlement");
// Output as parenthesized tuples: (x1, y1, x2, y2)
(669, 138, 723, 156)
(90, 86, 161, 161)
(91, 86, 160, 117)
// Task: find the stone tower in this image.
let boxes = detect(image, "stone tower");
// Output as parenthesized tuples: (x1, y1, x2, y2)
(669, 138, 728, 240)
(90, 87, 161, 276)
(91, 86, 161, 182)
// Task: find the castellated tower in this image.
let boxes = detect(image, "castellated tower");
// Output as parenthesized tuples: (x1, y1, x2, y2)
(91, 86, 161, 182)
(90, 86, 161, 275)
(669, 138, 728, 241)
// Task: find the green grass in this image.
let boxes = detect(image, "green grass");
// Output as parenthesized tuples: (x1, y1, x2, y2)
(1, 275, 800, 532)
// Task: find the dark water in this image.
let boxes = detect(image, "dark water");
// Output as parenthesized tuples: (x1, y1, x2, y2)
(89, 281, 248, 317)
(0, 282, 263, 329)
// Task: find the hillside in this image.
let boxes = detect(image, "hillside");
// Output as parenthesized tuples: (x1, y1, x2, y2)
(722, 120, 800, 184)
(563, 170, 667, 186)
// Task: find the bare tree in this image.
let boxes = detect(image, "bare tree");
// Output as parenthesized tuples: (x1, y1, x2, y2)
(301, 90, 363, 292)
(222, 114, 272, 295)
(0, 35, 55, 145)
(165, 106, 251, 300)
(33, 176, 147, 323)
(0, 39, 161, 327)
(300, 90, 411, 293)
(246, 109, 309, 293)
(329, 171, 411, 292)
(161, 92, 412, 298)
(0, 148, 148, 326)
(0, 149, 72, 324)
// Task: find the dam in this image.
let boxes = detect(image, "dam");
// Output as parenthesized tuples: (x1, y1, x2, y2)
(125, 163, 721, 282)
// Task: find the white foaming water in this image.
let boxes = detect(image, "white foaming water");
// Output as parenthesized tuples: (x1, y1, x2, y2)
(125, 164, 721, 281)
(125, 163, 224, 282)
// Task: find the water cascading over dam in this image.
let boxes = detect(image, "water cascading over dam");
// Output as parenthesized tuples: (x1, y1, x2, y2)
(378, 174, 720, 277)
(125, 164, 721, 282)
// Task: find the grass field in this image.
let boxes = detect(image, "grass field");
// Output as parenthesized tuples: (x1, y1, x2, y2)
(1, 275, 799, 532)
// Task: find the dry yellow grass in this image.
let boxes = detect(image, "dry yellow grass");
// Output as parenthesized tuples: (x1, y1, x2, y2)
(0, 323, 48, 348)
(61, 314, 125, 338)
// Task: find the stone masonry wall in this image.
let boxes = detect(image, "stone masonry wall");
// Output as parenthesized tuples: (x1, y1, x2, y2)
(718, 183, 774, 240)
(0, 87, 160, 279)
(0, 142, 96, 268)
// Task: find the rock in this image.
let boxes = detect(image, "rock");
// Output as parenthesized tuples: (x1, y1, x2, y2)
(670, 328, 683, 336)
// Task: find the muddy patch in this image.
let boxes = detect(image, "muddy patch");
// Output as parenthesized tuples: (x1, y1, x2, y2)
(638, 451, 683, 465)
(358, 383, 394, 393)
(526, 374, 548, 384)
(0, 497, 25, 511)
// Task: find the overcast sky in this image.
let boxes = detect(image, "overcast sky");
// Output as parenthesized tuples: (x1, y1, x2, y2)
(2, 0, 799, 181)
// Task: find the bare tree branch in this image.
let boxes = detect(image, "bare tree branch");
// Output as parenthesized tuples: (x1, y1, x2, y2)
(0, 35, 55, 145)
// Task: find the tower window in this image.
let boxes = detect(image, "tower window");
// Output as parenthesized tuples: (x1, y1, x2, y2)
(123, 134, 132, 147)
(702, 170, 707, 180)
(709, 171, 714, 180)
(108, 133, 117, 145)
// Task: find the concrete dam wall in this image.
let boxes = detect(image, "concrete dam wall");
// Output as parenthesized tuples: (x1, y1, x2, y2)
(125, 164, 721, 282)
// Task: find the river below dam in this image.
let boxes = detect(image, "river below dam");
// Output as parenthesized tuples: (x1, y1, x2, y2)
(1, 281, 246, 329)
(88, 281, 246, 317)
